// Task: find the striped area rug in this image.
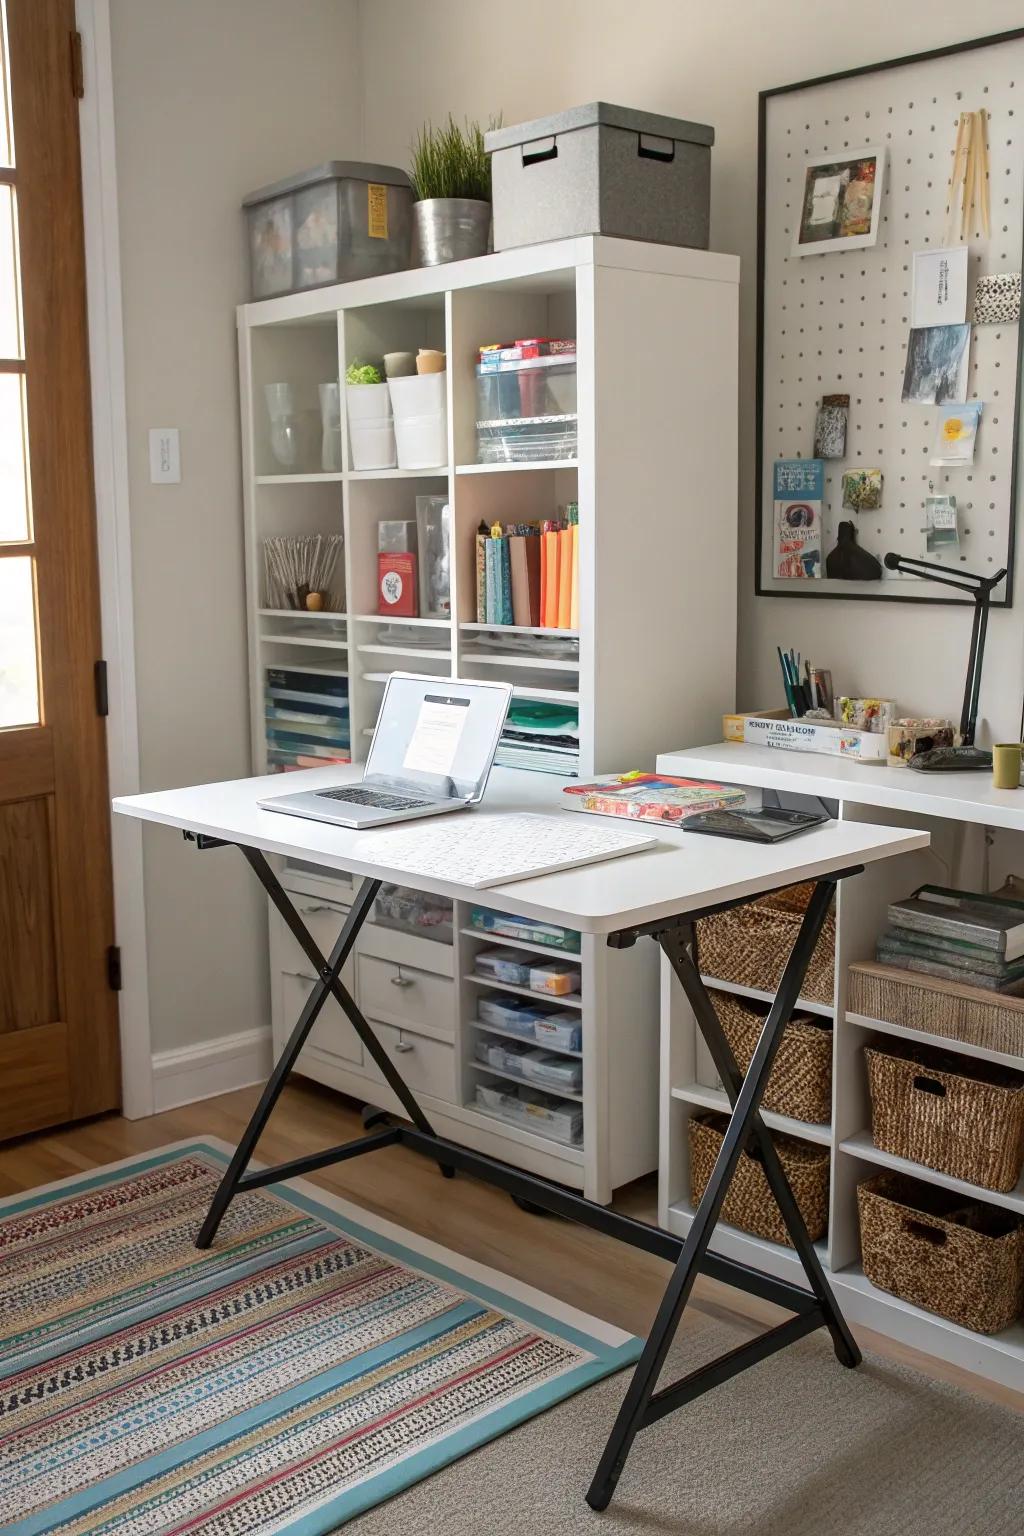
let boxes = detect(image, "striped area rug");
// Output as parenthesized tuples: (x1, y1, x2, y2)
(0, 1140, 639, 1534)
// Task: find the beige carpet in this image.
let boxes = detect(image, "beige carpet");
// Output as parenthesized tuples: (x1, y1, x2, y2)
(349, 1315, 1024, 1534)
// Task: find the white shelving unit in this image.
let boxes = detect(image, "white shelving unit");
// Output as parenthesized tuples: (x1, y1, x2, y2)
(236, 237, 739, 1203)
(656, 741, 1024, 1391)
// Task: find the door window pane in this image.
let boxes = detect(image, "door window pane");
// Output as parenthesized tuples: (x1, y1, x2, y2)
(0, 185, 21, 356)
(0, 556, 39, 726)
(0, 371, 28, 539)
(0, 2, 11, 168)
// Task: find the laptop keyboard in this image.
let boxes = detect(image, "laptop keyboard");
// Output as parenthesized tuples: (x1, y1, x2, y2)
(315, 786, 434, 811)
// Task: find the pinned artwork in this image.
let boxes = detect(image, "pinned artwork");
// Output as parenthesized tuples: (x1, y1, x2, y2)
(973, 272, 1021, 325)
(930, 403, 982, 468)
(841, 467, 883, 512)
(911, 247, 969, 328)
(813, 394, 849, 459)
(792, 147, 885, 255)
(826, 521, 882, 581)
(902, 324, 971, 405)
(773, 459, 823, 578)
(925, 494, 959, 554)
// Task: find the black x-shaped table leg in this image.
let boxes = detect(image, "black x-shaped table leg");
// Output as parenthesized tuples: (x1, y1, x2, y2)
(187, 832, 862, 1515)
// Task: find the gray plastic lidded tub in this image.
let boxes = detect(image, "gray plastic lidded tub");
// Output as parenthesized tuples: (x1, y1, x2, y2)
(243, 161, 414, 299)
(485, 103, 713, 252)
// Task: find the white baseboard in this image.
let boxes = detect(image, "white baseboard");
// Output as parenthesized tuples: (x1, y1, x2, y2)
(151, 1027, 273, 1113)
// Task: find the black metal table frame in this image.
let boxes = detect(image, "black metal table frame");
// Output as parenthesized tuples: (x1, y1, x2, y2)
(187, 832, 863, 1513)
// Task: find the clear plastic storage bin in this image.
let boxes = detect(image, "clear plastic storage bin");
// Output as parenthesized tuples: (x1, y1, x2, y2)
(476, 417, 578, 464)
(373, 884, 453, 944)
(474, 1081, 583, 1145)
(475, 356, 577, 421)
(243, 162, 413, 300)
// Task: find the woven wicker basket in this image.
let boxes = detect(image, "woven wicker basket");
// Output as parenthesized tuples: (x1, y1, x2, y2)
(858, 1172, 1024, 1334)
(865, 1039, 1024, 1193)
(695, 882, 835, 1006)
(849, 960, 1024, 1059)
(688, 1112, 829, 1246)
(713, 991, 833, 1124)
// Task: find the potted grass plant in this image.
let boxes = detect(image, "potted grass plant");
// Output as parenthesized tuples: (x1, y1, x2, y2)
(410, 115, 496, 266)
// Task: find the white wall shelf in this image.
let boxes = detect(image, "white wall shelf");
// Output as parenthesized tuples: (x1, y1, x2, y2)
(657, 740, 1024, 1392)
(702, 973, 835, 1020)
(259, 635, 348, 651)
(239, 237, 739, 1203)
(455, 459, 579, 475)
(670, 1082, 833, 1146)
(840, 1130, 1024, 1215)
(463, 972, 583, 1010)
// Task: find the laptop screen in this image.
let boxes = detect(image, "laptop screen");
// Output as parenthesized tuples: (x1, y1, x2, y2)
(365, 675, 511, 801)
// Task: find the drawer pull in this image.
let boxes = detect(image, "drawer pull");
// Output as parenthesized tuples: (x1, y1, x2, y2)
(390, 974, 415, 988)
(301, 901, 347, 915)
(283, 969, 318, 984)
(392, 1040, 415, 1053)
(912, 1075, 946, 1097)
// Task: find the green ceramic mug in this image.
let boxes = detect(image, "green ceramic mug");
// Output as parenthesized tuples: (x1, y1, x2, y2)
(992, 743, 1024, 790)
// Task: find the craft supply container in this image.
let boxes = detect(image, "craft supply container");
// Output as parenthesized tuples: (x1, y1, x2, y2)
(864, 1039, 1024, 1192)
(695, 881, 836, 1006)
(244, 161, 413, 299)
(388, 371, 448, 470)
(688, 1113, 830, 1245)
(486, 102, 713, 251)
(714, 991, 833, 1123)
(857, 1172, 1024, 1334)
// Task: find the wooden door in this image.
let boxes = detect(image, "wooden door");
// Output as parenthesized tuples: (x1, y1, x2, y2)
(0, 0, 119, 1138)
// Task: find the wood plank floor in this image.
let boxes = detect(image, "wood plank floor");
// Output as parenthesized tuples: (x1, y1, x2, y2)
(1, 1078, 1021, 1412)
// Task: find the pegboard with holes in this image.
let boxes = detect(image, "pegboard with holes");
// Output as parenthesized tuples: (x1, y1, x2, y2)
(755, 30, 1024, 604)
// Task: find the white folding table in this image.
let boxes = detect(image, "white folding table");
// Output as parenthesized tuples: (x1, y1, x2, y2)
(114, 766, 928, 1512)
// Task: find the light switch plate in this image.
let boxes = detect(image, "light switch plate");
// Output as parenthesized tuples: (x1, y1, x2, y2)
(149, 427, 181, 484)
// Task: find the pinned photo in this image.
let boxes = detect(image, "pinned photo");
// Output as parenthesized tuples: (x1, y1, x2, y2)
(901, 324, 971, 405)
(792, 147, 885, 255)
(841, 467, 883, 512)
(930, 402, 982, 467)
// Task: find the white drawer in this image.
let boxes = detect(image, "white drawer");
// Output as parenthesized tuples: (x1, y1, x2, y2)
(287, 895, 352, 961)
(362, 1022, 455, 1104)
(357, 954, 455, 1036)
(278, 954, 362, 1067)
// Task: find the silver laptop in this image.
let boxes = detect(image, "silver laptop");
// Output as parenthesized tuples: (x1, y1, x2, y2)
(258, 672, 512, 829)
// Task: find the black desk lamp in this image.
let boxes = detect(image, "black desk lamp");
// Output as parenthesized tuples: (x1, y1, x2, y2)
(883, 553, 1008, 771)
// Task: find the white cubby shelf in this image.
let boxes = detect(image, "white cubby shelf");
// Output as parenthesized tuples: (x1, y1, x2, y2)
(239, 237, 739, 1205)
(657, 741, 1024, 1392)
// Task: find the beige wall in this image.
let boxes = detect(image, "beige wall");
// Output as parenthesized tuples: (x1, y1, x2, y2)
(359, 0, 1024, 735)
(109, 0, 1023, 1060)
(110, 0, 362, 1051)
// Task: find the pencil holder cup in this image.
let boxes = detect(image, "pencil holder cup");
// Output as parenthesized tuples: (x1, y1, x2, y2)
(993, 743, 1024, 790)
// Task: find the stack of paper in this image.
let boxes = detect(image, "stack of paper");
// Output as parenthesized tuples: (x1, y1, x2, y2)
(495, 699, 579, 776)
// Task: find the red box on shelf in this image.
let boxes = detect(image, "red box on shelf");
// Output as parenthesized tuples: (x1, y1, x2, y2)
(378, 551, 418, 617)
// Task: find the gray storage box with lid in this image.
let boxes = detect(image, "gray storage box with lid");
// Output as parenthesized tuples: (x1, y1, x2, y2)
(243, 161, 413, 300)
(485, 103, 713, 251)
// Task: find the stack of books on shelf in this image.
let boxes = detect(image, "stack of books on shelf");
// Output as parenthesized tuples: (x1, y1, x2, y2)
(474, 504, 578, 629)
(878, 884, 1024, 994)
(494, 698, 579, 777)
(264, 667, 350, 772)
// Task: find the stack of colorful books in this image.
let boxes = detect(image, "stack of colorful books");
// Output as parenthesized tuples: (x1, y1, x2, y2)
(264, 668, 350, 772)
(475, 504, 578, 628)
(878, 885, 1024, 993)
(563, 773, 747, 823)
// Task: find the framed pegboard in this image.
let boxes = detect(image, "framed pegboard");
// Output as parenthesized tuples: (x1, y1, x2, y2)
(756, 29, 1024, 605)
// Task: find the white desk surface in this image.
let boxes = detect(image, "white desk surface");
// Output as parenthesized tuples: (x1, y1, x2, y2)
(658, 742, 1024, 834)
(114, 764, 929, 935)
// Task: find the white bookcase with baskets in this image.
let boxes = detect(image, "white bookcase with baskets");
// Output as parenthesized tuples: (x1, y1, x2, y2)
(658, 742, 1024, 1392)
(236, 237, 740, 1203)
